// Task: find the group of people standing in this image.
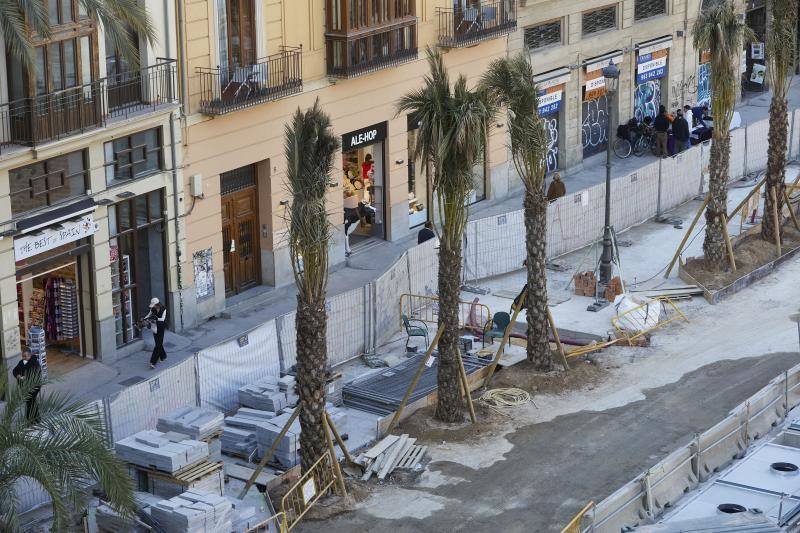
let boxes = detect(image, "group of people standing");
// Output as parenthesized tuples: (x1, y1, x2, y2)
(652, 103, 713, 157)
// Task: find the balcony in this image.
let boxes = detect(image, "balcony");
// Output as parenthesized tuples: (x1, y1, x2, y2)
(326, 18, 418, 79)
(196, 47, 303, 116)
(0, 60, 177, 153)
(437, 1, 517, 48)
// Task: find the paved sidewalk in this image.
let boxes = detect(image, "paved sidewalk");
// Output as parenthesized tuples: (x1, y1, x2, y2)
(49, 80, 800, 402)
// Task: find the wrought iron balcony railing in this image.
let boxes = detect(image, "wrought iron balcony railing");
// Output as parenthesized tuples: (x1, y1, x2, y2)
(0, 59, 177, 154)
(196, 46, 303, 115)
(326, 18, 418, 79)
(437, 1, 517, 48)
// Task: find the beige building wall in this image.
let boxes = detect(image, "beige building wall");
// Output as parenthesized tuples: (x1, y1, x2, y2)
(180, 0, 513, 326)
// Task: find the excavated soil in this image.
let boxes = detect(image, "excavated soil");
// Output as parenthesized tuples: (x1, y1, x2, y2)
(492, 358, 608, 396)
(270, 479, 372, 522)
(684, 225, 800, 290)
(393, 402, 506, 444)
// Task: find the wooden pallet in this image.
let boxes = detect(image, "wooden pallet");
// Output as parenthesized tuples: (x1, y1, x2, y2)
(132, 460, 223, 483)
(395, 445, 427, 470)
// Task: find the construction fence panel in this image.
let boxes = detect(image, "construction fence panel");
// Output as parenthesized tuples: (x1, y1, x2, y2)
(468, 209, 526, 280)
(374, 253, 411, 346)
(276, 312, 297, 372)
(699, 140, 711, 194)
(660, 145, 702, 211)
(792, 109, 800, 160)
(408, 239, 439, 296)
(108, 357, 198, 442)
(745, 118, 770, 174)
(547, 182, 605, 259)
(15, 478, 51, 515)
(728, 127, 746, 181)
(326, 287, 366, 366)
(197, 320, 281, 412)
(611, 161, 660, 232)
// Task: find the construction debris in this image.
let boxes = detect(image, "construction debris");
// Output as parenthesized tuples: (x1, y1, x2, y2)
(150, 489, 233, 532)
(115, 430, 209, 474)
(157, 407, 224, 441)
(357, 434, 427, 481)
(573, 271, 597, 297)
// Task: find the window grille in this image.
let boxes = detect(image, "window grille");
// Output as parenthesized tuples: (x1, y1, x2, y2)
(524, 20, 561, 50)
(582, 5, 617, 36)
(634, 0, 666, 20)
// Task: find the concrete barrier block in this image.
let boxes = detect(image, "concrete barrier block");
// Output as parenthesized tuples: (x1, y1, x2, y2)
(648, 445, 698, 514)
(742, 380, 784, 441)
(697, 414, 745, 481)
(593, 479, 647, 533)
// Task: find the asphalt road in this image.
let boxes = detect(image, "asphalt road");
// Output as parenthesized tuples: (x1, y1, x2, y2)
(300, 352, 800, 533)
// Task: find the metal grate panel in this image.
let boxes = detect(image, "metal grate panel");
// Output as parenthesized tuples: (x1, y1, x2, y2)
(524, 20, 562, 50)
(634, 0, 666, 20)
(220, 164, 256, 195)
(582, 5, 617, 36)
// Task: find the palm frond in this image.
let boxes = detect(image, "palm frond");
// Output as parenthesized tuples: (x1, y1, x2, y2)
(766, 0, 798, 96)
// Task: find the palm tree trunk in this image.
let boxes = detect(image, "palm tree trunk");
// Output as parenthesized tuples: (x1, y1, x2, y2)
(295, 296, 328, 472)
(761, 97, 788, 242)
(524, 189, 552, 370)
(434, 237, 465, 423)
(703, 131, 731, 269)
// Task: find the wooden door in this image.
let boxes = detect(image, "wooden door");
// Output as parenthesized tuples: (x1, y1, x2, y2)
(220, 167, 260, 296)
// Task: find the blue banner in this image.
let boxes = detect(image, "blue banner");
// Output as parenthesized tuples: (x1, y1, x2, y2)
(636, 52, 667, 84)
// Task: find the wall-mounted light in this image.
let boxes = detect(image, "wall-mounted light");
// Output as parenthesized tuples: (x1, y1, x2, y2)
(279, 199, 289, 206)
(395, 159, 405, 165)
(116, 191, 135, 199)
(95, 198, 113, 206)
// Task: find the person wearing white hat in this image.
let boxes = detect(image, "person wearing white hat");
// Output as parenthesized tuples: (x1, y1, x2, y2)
(141, 297, 167, 369)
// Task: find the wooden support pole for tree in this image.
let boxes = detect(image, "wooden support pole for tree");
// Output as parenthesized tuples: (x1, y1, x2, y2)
(728, 175, 767, 221)
(384, 326, 445, 436)
(547, 308, 570, 371)
(239, 406, 301, 499)
(771, 186, 782, 257)
(483, 303, 524, 389)
(324, 411, 354, 466)
(783, 189, 800, 231)
(323, 412, 348, 498)
(665, 195, 710, 278)
(721, 214, 737, 273)
(456, 352, 477, 424)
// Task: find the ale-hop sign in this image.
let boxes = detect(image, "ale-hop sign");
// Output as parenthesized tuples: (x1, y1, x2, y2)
(14, 214, 97, 261)
(342, 122, 388, 150)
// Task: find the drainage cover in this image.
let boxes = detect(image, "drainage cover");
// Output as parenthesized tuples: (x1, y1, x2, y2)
(771, 462, 799, 473)
(717, 503, 746, 514)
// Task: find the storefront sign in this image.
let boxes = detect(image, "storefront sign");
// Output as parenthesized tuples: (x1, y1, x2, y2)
(584, 71, 607, 101)
(534, 68, 571, 90)
(14, 214, 97, 261)
(637, 37, 673, 56)
(751, 42, 765, 60)
(750, 63, 766, 84)
(584, 52, 623, 73)
(636, 51, 668, 84)
(537, 88, 563, 116)
(342, 122, 388, 150)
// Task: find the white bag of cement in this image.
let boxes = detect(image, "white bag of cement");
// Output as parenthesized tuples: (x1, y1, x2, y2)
(613, 294, 662, 335)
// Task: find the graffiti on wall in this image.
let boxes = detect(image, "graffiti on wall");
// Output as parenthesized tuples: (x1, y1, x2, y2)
(545, 117, 559, 173)
(697, 63, 711, 107)
(634, 80, 661, 123)
(670, 74, 698, 108)
(193, 248, 215, 300)
(581, 94, 608, 159)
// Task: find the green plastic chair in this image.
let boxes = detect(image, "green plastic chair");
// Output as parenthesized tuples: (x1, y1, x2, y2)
(402, 314, 429, 351)
(483, 311, 511, 347)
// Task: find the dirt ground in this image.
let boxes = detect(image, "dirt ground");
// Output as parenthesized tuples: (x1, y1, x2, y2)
(492, 357, 607, 395)
(393, 401, 507, 444)
(270, 478, 372, 522)
(684, 224, 800, 289)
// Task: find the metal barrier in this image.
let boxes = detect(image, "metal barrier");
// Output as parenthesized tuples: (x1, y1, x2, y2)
(280, 451, 339, 531)
(399, 293, 492, 332)
(562, 501, 595, 533)
(611, 296, 689, 343)
(244, 512, 286, 533)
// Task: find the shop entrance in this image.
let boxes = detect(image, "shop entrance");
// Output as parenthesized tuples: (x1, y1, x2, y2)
(342, 122, 387, 255)
(221, 165, 261, 296)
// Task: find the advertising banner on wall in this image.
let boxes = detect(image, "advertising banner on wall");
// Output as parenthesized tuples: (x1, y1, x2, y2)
(636, 51, 668, 84)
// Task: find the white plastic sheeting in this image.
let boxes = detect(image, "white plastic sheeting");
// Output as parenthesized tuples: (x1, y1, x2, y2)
(109, 359, 198, 442)
(326, 287, 366, 366)
(374, 255, 411, 345)
(729, 127, 746, 181)
(408, 240, 438, 296)
(197, 320, 281, 412)
(746, 119, 770, 174)
(466, 209, 526, 280)
(660, 146, 702, 209)
(612, 161, 660, 231)
(276, 312, 297, 371)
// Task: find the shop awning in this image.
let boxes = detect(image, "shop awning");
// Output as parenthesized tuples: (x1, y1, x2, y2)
(16, 197, 97, 234)
(583, 51, 624, 72)
(636, 35, 673, 55)
(534, 67, 571, 90)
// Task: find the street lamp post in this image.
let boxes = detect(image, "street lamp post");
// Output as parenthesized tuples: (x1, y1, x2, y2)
(599, 63, 620, 290)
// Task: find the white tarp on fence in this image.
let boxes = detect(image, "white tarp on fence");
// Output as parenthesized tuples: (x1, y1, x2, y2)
(326, 287, 367, 366)
(374, 255, 411, 345)
(408, 239, 438, 296)
(197, 320, 281, 412)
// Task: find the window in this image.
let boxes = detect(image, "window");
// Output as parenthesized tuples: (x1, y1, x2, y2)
(109, 191, 166, 346)
(220, 0, 256, 68)
(10, 151, 88, 216)
(525, 20, 562, 50)
(582, 5, 617, 36)
(104, 128, 163, 185)
(634, 0, 666, 20)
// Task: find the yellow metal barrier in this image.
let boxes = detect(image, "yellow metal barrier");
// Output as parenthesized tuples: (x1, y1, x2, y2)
(561, 501, 595, 533)
(399, 293, 492, 333)
(611, 296, 689, 343)
(564, 339, 620, 358)
(245, 512, 286, 533)
(280, 451, 339, 531)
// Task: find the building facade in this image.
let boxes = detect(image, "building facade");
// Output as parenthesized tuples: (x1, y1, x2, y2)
(0, 0, 183, 369)
(513, 0, 746, 175)
(179, 0, 517, 327)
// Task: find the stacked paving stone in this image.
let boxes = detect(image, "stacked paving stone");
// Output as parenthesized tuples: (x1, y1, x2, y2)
(157, 407, 224, 441)
(150, 489, 232, 533)
(238, 376, 299, 412)
(115, 430, 208, 473)
(221, 408, 275, 458)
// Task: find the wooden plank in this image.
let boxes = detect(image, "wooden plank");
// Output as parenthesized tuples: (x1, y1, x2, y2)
(396, 442, 418, 466)
(386, 438, 416, 475)
(364, 435, 399, 459)
(396, 445, 420, 469)
(378, 435, 408, 480)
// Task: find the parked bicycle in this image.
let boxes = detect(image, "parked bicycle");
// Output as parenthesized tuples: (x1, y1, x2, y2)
(614, 118, 658, 159)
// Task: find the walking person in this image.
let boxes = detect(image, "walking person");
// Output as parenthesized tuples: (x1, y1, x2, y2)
(672, 109, 691, 153)
(653, 105, 670, 158)
(142, 298, 167, 369)
(12, 348, 41, 421)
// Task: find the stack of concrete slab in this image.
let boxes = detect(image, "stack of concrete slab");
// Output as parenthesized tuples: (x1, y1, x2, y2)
(157, 407, 224, 441)
(239, 376, 287, 412)
(278, 375, 299, 407)
(221, 408, 275, 458)
(255, 411, 301, 468)
(115, 430, 209, 473)
(150, 489, 232, 533)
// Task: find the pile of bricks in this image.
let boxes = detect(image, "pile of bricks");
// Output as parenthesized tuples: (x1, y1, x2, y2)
(573, 271, 597, 297)
(605, 277, 624, 302)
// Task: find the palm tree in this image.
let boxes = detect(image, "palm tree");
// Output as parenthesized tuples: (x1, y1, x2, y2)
(285, 99, 340, 472)
(693, 1, 754, 269)
(0, 372, 135, 532)
(481, 54, 553, 371)
(398, 49, 496, 422)
(0, 0, 153, 69)
(761, 0, 797, 242)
